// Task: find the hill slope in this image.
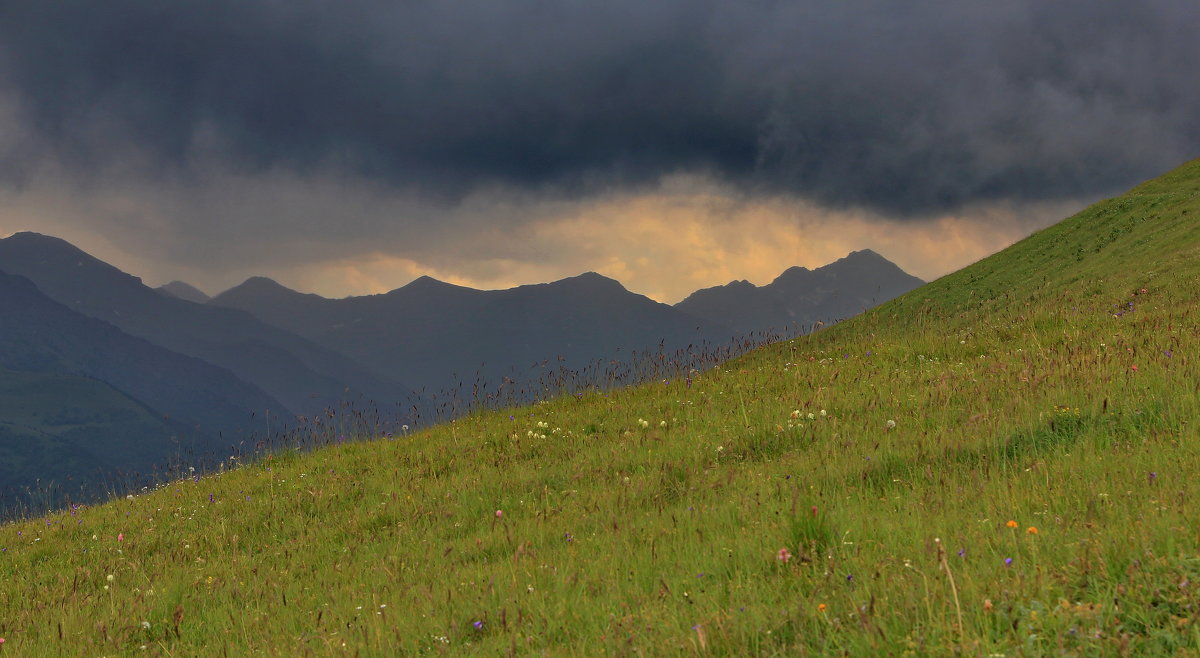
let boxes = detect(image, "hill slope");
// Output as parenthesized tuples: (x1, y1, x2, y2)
(3, 159, 1200, 654)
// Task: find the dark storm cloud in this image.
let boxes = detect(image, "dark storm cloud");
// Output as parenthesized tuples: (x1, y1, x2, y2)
(1, 0, 1197, 215)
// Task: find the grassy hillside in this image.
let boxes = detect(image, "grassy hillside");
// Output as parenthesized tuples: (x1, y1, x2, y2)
(2, 159, 1200, 655)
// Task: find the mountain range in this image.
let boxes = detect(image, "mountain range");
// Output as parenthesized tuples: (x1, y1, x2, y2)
(0, 269, 282, 505)
(0, 231, 922, 508)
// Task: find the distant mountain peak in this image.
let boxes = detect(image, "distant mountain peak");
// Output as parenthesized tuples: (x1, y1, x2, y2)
(3, 231, 92, 258)
(544, 271, 630, 296)
(407, 275, 445, 287)
(7, 230, 70, 244)
(835, 248, 887, 264)
(397, 275, 462, 293)
(239, 276, 293, 292)
(0, 231, 143, 287)
(211, 276, 312, 305)
(156, 281, 211, 304)
(569, 271, 622, 285)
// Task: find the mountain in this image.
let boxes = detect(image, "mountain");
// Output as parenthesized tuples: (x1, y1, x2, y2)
(212, 271, 732, 399)
(0, 233, 421, 422)
(674, 249, 924, 334)
(156, 280, 210, 303)
(0, 270, 285, 503)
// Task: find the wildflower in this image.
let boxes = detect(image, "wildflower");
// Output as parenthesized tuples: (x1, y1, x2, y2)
(777, 547, 792, 564)
(790, 410, 801, 419)
(495, 510, 503, 518)
(1006, 520, 1018, 528)
(1149, 471, 1158, 483)
(1004, 557, 1013, 566)
(1131, 365, 1139, 372)
(401, 424, 409, 432)
(106, 574, 114, 582)
(820, 409, 827, 417)
(118, 533, 124, 542)
(659, 420, 667, 427)
(807, 413, 815, 420)
(141, 621, 151, 630)
(818, 603, 827, 612)
(983, 599, 994, 612)
(1026, 526, 1038, 535)
(886, 419, 896, 429)
(473, 620, 483, 630)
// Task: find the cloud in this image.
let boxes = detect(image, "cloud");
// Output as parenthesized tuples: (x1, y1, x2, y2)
(0, 2, 1192, 302)
(1, 0, 1196, 217)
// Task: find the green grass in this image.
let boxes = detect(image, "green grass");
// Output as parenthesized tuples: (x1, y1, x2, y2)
(4, 159, 1200, 655)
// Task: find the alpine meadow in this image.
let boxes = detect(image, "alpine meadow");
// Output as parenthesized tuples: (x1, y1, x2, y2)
(4, 158, 1200, 655)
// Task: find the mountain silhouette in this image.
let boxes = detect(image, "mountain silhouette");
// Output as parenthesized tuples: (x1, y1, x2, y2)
(0, 269, 285, 504)
(213, 271, 732, 399)
(0, 233, 421, 422)
(674, 249, 924, 333)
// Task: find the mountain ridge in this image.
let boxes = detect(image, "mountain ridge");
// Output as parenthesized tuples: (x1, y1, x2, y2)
(0, 232, 421, 421)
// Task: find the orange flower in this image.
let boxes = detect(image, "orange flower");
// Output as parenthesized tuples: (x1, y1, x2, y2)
(1027, 526, 1038, 535)
(1006, 520, 1018, 528)
(817, 603, 827, 612)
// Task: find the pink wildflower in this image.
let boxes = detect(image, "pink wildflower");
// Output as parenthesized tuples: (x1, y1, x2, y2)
(495, 510, 503, 518)
(777, 547, 792, 564)
(117, 533, 124, 542)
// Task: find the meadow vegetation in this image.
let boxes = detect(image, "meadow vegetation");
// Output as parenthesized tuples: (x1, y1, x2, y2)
(2, 159, 1200, 655)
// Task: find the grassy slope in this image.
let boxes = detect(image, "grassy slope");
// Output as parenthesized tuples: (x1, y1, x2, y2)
(2, 160, 1200, 655)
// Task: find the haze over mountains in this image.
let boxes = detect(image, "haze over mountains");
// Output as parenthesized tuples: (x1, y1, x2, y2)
(0, 232, 419, 420)
(0, 269, 285, 502)
(0, 230, 921, 509)
(210, 272, 731, 396)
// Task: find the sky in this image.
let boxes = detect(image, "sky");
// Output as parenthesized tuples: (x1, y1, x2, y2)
(1, 1, 1197, 303)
